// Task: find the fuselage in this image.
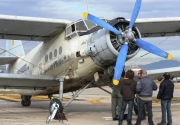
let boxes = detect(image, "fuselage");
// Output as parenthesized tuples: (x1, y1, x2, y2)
(10, 26, 103, 95)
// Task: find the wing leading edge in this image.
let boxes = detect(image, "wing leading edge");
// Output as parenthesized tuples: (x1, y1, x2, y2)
(135, 17, 180, 38)
(0, 14, 71, 41)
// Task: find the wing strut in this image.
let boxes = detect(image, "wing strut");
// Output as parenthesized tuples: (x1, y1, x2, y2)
(63, 80, 94, 108)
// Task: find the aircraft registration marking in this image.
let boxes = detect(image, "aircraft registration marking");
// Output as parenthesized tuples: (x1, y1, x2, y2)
(17, 64, 28, 74)
(44, 55, 70, 73)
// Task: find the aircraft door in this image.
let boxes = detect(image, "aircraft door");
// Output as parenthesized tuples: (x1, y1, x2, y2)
(39, 63, 45, 75)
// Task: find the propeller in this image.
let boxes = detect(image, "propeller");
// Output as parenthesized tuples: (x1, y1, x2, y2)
(83, 0, 172, 85)
(113, 42, 128, 85)
(129, 0, 142, 29)
(136, 39, 172, 60)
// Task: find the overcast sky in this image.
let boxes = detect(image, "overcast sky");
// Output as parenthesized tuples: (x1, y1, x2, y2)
(0, 0, 180, 65)
(0, 0, 180, 21)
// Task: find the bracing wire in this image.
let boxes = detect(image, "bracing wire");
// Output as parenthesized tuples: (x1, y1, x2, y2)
(130, 31, 180, 66)
(0, 28, 63, 78)
(0, 47, 57, 77)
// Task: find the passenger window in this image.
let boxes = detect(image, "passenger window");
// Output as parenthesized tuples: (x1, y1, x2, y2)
(49, 52, 52, 60)
(54, 49, 57, 57)
(45, 55, 48, 62)
(59, 46, 62, 55)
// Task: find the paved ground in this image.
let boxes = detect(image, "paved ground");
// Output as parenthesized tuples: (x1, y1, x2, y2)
(0, 88, 180, 125)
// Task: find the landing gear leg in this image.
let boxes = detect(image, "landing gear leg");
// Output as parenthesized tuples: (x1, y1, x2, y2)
(46, 77, 67, 123)
(21, 95, 31, 106)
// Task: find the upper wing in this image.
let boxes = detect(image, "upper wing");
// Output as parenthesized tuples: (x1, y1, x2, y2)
(0, 14, 71, 41)
(0, 73, 58, 89)
(135, 17, 180, 38)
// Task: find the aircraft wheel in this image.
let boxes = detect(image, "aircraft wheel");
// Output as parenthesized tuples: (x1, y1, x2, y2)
(21, 99, 31, 106)
(49, 98, 63, 116)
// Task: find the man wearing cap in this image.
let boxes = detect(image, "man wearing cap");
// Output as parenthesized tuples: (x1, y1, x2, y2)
(157, 72, 174, 125)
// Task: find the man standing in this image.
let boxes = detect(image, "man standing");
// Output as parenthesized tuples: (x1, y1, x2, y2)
(136, 70, 146, 120)
(134, 70, 157, 125)
(111, 82, 122, 120)
(157, 72, 174, 125)
(111, 69, 125, 120)
(118, 70, 137, 125)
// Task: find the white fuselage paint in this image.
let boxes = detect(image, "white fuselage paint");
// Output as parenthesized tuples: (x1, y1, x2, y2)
(11, 31, 103, 95)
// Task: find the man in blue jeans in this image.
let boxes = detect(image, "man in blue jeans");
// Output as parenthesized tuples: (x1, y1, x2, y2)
(157, 72, 174, 125)
(118, 70, 137, 125)
(134, 69, 157, 125)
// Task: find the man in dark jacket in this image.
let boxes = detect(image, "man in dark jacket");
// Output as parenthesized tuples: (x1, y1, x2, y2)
(136, 69, 147, 120)
(157, 72, 174, 125)
(118, 70, 137, 125)
(134, 69, 157, 125)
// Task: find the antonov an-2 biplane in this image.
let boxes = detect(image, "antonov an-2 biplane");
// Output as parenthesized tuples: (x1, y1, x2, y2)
(0, 0, 180, 120)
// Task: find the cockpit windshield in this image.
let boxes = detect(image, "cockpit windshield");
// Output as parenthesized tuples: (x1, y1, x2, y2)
(76, 21, 87, 31)
(84, 20, 97, 29)
(65, 18, 104, 40)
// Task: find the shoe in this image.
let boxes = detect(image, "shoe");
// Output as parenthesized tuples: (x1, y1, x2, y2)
(127, 123, 133, 125)
(113, 117, 119, 120)
(157, 123, 166, 125)
(167, 123, 172, 125)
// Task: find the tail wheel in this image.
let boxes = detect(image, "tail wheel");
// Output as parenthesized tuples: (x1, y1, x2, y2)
(21, 99, 31, 106)
(21, 96, 31, 106)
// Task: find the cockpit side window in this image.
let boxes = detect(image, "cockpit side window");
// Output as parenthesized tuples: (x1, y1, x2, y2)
(66, 24, 75, 35)
(66, 26, 72, 36)
(71, 24, 75, 32)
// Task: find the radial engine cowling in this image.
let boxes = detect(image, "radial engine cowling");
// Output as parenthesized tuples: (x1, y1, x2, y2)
(85, 18, 141, 68)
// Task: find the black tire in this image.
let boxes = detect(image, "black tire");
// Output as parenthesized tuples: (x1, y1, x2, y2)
(21, 99, 31, 106)
(49, 98, 63, 115)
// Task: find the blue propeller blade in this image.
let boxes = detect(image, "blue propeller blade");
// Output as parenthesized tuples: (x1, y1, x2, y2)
(129, 0, 142, 29)
(113, 43, 128, 85)
(83, 12, 122, 35)
(136, 39, 172, 60)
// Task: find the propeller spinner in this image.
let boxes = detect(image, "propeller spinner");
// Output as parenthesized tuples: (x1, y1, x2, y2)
(83, 0, 172, 85)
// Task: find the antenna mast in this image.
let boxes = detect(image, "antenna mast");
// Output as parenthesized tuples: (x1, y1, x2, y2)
(86, 0, 89, 12)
